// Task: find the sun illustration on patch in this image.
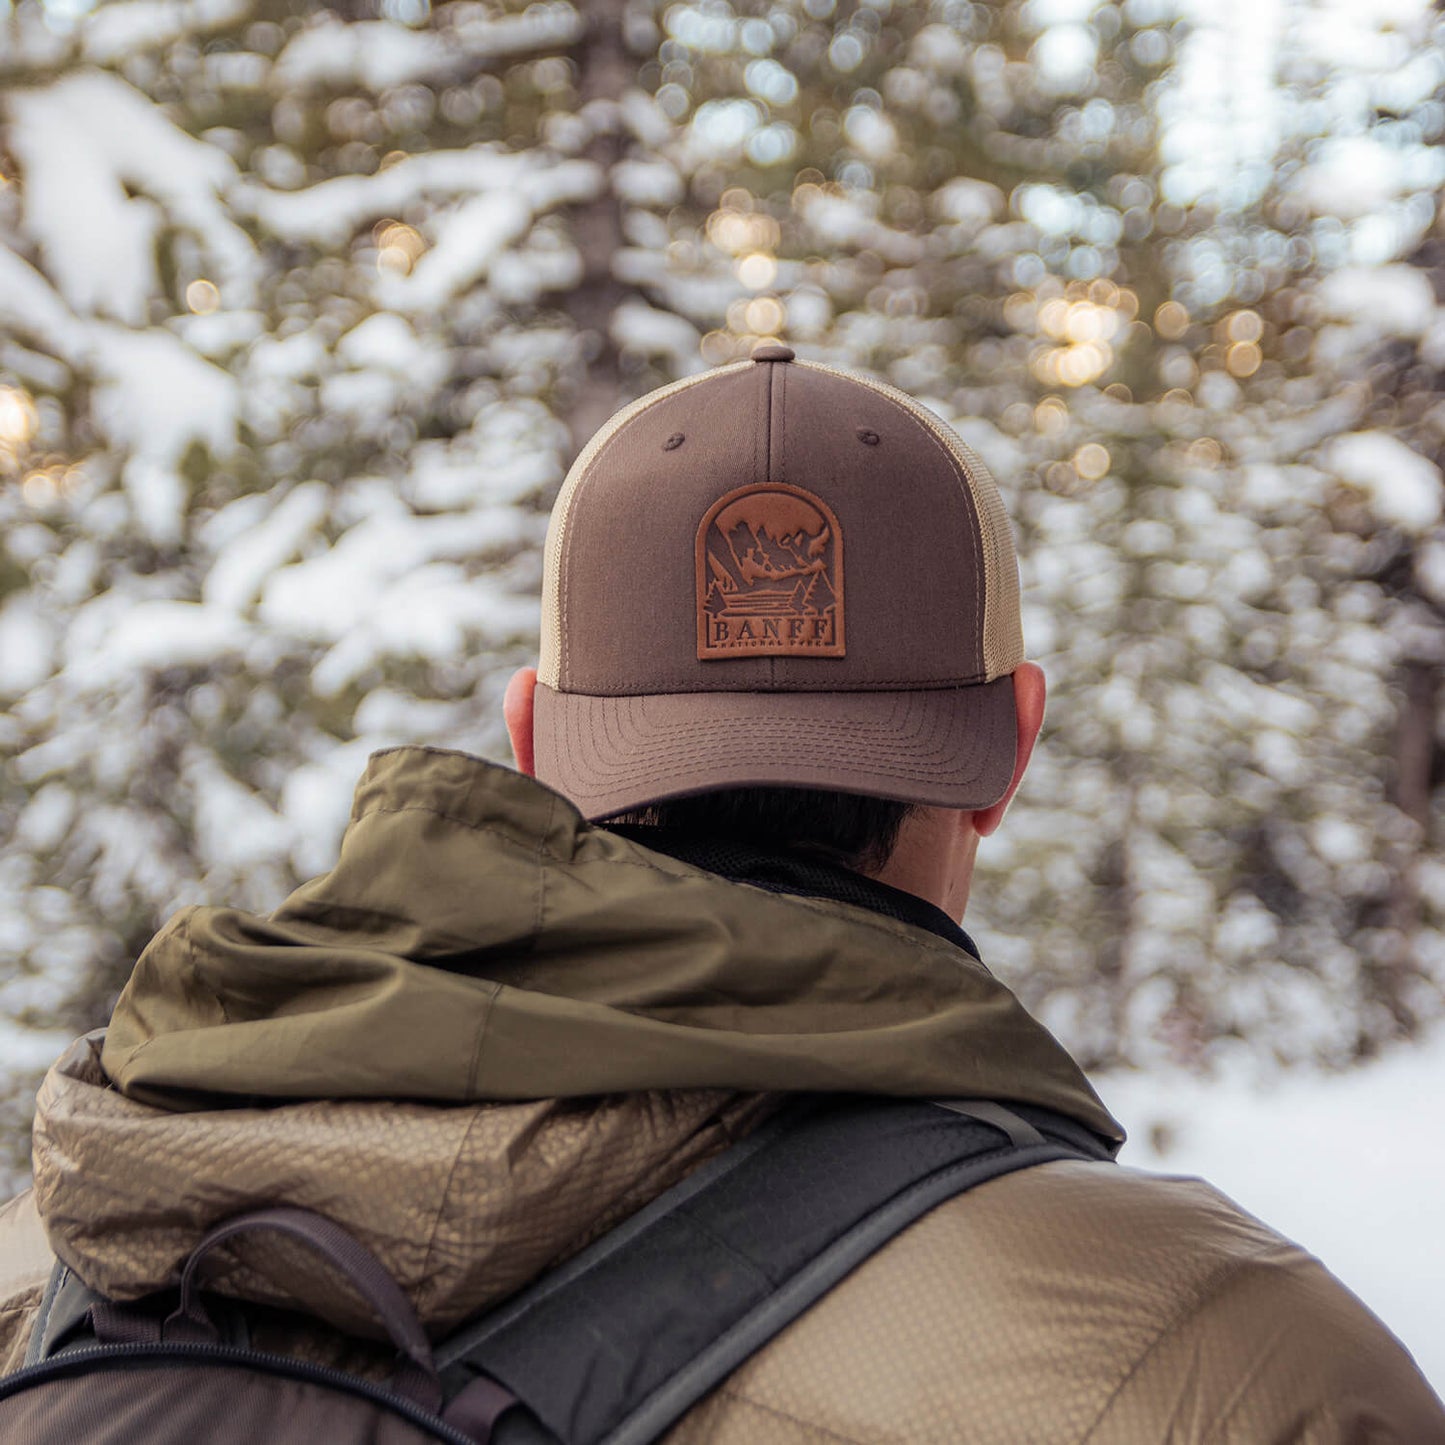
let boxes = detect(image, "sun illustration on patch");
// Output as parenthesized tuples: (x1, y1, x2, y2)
(696, 483, 845, 659)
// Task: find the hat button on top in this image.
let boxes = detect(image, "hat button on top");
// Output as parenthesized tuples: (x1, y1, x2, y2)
(750, 342, 795, 363)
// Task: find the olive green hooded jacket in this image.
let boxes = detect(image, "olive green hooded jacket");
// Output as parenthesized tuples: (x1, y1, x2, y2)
(2, 747, 1441, 1441)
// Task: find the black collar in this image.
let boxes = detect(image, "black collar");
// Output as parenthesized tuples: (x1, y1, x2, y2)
(603, 826, 983, 963)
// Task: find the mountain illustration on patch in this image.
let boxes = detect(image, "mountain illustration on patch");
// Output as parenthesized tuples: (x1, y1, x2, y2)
(695, 484, 845, 659)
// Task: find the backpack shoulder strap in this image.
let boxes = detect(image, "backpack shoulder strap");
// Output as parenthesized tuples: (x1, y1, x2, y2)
(437, 1094, 1116, 1445)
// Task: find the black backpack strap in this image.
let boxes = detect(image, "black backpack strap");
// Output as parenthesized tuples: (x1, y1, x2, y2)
(437, 1094, 1115, 1445)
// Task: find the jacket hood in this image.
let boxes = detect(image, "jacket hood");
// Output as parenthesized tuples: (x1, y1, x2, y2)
(101, 746, 1120, 1134)
(32, 746, 1120, 1333)
(33, 1035, 772, 1336)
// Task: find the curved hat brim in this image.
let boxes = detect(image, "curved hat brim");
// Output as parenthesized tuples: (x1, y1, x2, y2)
(532, 677, 1018, 821)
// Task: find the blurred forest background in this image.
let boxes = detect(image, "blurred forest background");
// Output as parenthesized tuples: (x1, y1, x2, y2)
(1, 0, 1444, 1187)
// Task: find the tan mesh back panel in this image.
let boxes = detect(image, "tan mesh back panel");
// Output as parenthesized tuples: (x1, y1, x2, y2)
(955, 442, 1025, 680)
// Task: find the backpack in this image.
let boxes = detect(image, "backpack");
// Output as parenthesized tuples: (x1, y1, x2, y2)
(0, 1094, 1116, 1444)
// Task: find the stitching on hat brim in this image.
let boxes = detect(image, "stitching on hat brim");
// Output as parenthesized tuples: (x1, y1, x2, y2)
(533, 680, 1016, 819)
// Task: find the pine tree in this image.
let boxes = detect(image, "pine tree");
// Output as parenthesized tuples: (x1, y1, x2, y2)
(0, 0, 632, 1182)
(1, 0, 1443, 1188)
(636, 0, 1445, 1073)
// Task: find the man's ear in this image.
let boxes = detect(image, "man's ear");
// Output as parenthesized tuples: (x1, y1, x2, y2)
(970, 661, 1045, 838)
(504, 666, 538, 776)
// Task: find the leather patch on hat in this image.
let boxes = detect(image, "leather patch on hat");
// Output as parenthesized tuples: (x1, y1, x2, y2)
(696, 483, 845, 659)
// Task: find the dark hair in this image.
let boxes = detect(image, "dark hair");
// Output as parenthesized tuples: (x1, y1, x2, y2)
(606, 787, 916, 873)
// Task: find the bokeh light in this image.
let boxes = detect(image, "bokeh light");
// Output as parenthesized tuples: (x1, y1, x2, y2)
(185, 280, 221, 315)
(736, 252, 778, 289)
(1074, 443, 1111, 481)
(1154, 301, 1191, 340)
(374, 220, 426, 276)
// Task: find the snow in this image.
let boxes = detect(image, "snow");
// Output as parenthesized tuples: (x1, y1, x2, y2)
(612, 159, 685, 208)
(6, 91, 161, 327)
(1020, 0, 1102, 27)
(249, 327, 329, 382)
(404, 398, 566, 510)
(6, 71, 255, 320)
(318, 369, 405, 423)
(185, 750, 293, 871)
(0, 595, 55, 697)
(800, 191, 875, 248)
(1317, 264, 1437, 337)
(910, 22, 971, 75)
(489, 241, 585, 305)
(227, 494, 543, 700)
(1100, 1030, 1445, 1392)
(1030, 24, 1099, 91)
(0, 1024, 74, 1079)
(337, 313, 429, 375)
(1322, 431, 1444, 533)
(841, 106, 898, 162)
(15, 784, 78, 855)
(611, 300, 703, 371)
(260, 508, 536, 638)
(620, 89, 673, 149)
(80, 0, 250, 65)
(951, 418, 1028, 484)
(242, 151, 521, 247)
(307, 569, 535, 696)
(744, 58, 799, 108)
(273, 19, 464, 92)
(273, 6, 582, 92)
(174, 309, 267, 359)
(1422, 313, 1445, 371)
(390, 193, 533, 312)
(202, 484, 330, 614)
(1293, 0, 1435, 73)
(1299, 136, 1442, 223)
(63, 600, 250, 684)
(243, 149, 599, 252)
(687, 98, 765, 160)
(1, 74, 259, 544)
(280, 741, 380, 877)
(933, 177, 1005, 230)
(1416, 538, 1445, 606)
(90, 327, 241, 544)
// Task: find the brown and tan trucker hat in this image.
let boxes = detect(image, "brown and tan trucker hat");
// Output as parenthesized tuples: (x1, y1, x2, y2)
(533, 343, 1025, 820)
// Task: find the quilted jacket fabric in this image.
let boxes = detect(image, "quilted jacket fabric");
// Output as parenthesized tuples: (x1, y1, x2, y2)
(2, 747, 1441, 1441)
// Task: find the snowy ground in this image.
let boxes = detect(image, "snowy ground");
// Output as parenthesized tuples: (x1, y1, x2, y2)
(1098, 1031, 1445, 1395)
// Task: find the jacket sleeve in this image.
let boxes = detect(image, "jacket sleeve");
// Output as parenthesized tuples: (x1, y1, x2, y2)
(1091, 1243, 1445, 1443)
